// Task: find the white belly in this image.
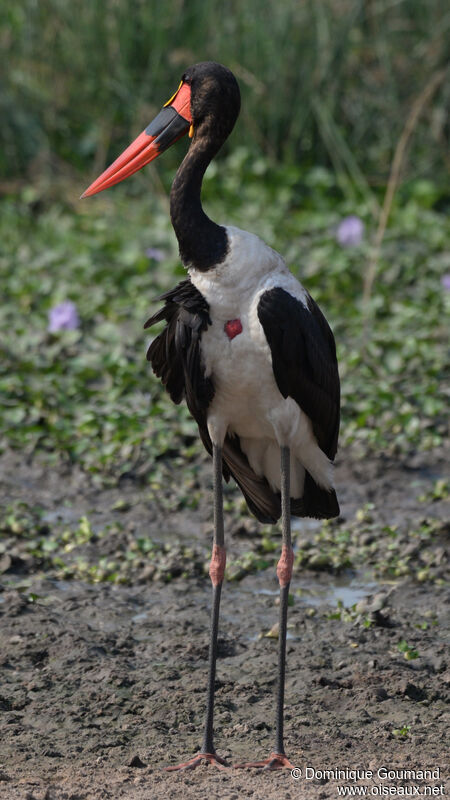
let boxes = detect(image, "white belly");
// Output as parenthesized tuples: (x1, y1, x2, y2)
(189, 226, 333, 497)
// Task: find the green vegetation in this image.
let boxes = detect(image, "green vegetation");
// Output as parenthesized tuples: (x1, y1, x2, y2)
(296, 507, 447, 583)
(0, 501, 207, 585)
(1, 488, 446, 586)
(326, 599, 373, 628)
(397, 640, 420, 660)
(1, 163, 448, 477)
(0, 1, 448, 594)
(2, 0, 448, 480)
(418, 479, 449, 504)
(2, 1, 449, 186)
(392, 725, 411, 738)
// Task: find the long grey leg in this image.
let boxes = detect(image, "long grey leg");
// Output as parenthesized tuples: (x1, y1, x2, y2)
(274, 445, 294, 757)
(201, 443, 226, 755)
(233, 445, 295, 769)
(165, 443, 228, 770)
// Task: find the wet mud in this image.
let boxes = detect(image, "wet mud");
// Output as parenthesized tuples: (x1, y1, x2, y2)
(0, 449, 448, 799)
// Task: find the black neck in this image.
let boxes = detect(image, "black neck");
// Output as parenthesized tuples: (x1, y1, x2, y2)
(170, 135, 228, 272)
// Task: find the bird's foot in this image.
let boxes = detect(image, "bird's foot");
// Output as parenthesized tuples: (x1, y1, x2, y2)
(164, 751, 230, 771)
(234, 752, 294, 770)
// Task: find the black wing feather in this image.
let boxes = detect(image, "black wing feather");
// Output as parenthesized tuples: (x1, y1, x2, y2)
(145, 279, 214, 417)
(258, 287, 340, 519)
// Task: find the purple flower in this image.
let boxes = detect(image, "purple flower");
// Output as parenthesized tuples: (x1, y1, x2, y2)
(48, 301, 80, 332)
(145, 247, 165, 262)
(441, 275, 450, 292)
(336, 215, 364, 247)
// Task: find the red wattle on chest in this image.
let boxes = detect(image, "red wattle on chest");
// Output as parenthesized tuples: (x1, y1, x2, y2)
(224, 318, 243, 340)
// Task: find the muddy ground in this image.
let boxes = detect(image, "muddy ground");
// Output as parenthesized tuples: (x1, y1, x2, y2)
(0, 447, 448, 800)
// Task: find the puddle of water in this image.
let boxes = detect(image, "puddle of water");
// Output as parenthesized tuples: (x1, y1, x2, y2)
(42, 508, 81, 525)
(291, 517, 322, 533)
(248, 630, 298, 642)
(246, 571, 378, 609)
(226, 571, 380, 644)
(42, 508, 107, 536)
(302, 575, 379, 608)
(131, 611, 149, 623)
(53, 580, 76, 592)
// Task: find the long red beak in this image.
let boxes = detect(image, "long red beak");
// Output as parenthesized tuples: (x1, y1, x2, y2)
(81, 82, 192, 198)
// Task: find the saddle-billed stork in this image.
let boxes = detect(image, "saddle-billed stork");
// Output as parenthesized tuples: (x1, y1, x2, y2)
(82, 61, 340, 771)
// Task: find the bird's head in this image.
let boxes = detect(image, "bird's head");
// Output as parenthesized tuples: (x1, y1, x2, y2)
(81, 61, 240, 199)
(182, 62, 240, 145)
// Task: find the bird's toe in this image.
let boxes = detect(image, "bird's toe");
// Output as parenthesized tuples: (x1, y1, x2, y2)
(233, 752, 294, 770)
(165, 751, 230, 771)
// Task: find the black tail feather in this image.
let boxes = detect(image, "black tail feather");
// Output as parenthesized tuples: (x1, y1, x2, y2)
(222, 435, 281, 524)
(291, 471, 339, 520)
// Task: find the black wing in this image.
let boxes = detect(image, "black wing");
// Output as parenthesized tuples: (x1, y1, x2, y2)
(258, 287, 340, 519)
(145, 279, 214, 424)
(145, 279, 282, 524)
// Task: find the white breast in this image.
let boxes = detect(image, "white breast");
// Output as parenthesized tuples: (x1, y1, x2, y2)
(189, 226, 333, 496)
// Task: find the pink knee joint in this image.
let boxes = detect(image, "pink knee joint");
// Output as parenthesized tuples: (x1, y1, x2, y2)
(209, 544, 226, 587)
(276, 545, 294, 588)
